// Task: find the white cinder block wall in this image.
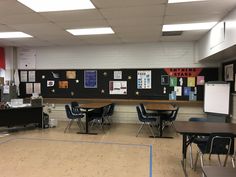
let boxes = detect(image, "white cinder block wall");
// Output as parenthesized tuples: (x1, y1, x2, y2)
(22, 42, 218, 123)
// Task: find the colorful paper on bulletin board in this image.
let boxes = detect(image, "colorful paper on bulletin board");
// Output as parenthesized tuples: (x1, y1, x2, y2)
(59, 81, 68, 89)
(189, 91, 197, 101)
(66, 71, 76, 79)
(174, 86, 182, 96)
(137, 70, 151, 89)
(84, 70, 97, 88)
(161, 75, 169, 85)
(109, 81, 127, 95)
(184, 87, 191, 96)
(169, 91, 176, 100)
(187, 77, 195, 87)
(169, 77, 177, 87)
(197, 76, 205, 85)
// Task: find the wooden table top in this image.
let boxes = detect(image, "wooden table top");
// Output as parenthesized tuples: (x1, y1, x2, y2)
(202, 166, 236, 177)
(79, 102, 111, 109)
(173, 121, 236, 135)
(145, 103, 176, 111)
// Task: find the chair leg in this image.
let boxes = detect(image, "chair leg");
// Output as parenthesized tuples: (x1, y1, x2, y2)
(148, 123, 155, 137)
(136, 123, 145, 137)
(223, 154, 229, 167)
(200, 153, 204, 168)
(64, 119, 73, 133)
(231, 156, 235, 168)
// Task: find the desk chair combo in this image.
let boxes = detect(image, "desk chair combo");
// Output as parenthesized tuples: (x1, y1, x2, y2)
(188, 117, 209, 169)
(136, 106, 157, 137)
(193, 132, 235, 171)
(64, 104, 85, 133)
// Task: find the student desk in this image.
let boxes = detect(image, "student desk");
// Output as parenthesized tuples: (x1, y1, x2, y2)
(78, 102, 111, 135)
(145, 103, 176, 138)
(0, 106, 43, 128)
(202, 166, 236, 177)
(173, 121, 236, 177)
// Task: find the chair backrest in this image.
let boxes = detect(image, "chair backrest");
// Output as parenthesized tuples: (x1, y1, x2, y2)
(102, 105, 110, 118)
(205, 133, 235, 155)
(107, 103, 115, 116)
(65, 105, 74, 119)
(167, 105, 179, 122)
(136, 106, 146, 122)
(139, 103, 147, 115)
(71, 101, 81, 114)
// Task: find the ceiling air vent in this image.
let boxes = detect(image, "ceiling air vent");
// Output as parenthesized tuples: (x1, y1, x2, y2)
(162, 31, 183, 36)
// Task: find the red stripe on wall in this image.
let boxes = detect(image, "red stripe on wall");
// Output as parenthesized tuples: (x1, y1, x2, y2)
(0, 47, 5, 69)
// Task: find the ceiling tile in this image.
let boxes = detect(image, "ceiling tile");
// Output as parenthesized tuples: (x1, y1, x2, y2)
(100, 5, 165, 19)
(0, 13, 50, 25)
(92, 0, 167, 8)
(164, 14, 222, 24)
(40, 9, 104, 23)
(56, 20, 109, 29)
(107, 17, 163, 27)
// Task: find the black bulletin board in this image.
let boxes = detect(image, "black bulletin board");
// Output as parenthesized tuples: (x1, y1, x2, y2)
(19, 68, 219, 101)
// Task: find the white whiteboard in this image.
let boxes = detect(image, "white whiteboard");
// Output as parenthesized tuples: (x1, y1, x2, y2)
(204, 82, 230, 115)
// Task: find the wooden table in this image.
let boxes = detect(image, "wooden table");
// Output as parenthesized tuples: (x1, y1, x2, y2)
(145, 103, 176, 138)
(202, 166, 236, 177)
(173, 121, 236, 177)
(78, 102, 111, 135)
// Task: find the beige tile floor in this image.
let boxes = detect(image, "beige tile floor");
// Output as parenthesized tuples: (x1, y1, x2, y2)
(0, 122, 232, 177)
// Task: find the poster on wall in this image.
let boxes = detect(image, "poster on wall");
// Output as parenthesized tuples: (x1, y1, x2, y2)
(109, 81, 127, 95)
(224, 64, 234, 81)
(59, 81, 68, 89)
(28, 71, 36, 82)
(84, 70, 97, 88)
(66, 71, 76, 79)
(161, 75, 169, 85)
(114, 71, 122, 79)
(137, 70, 151, 89)
(20, 71, 28, 82)
(26, 83, 33, 94)
(33, 83, 41, 94)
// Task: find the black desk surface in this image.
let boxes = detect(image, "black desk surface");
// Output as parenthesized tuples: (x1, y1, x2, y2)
(174, 121, 236, 135)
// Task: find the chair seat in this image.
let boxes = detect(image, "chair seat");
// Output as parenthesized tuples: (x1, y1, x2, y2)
(143, 117, 157, 122)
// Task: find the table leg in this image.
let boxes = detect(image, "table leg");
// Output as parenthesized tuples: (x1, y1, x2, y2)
(181, 134, 188, 177)
(77, 109, 97, 135)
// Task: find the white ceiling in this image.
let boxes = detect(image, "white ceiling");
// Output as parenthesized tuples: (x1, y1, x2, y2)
(0, 0, 235, 46)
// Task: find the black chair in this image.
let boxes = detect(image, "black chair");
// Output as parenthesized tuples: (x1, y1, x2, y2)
(194, 133, 235, 170)
(160, 105, 179, 129)
(64, 105, 85, 133)
(89, 106, 110, 133)
(136, 106, 157, 137)
(104, 103, 115, 124)
(188, 117, 209, 169)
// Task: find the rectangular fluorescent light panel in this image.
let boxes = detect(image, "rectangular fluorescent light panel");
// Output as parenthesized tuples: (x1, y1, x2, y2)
(162, 22, 217, 31)
(168, 0, 206, 3)
(0, 32, 32, 38)
(17, 0, 95, 12)
(67, 27, 114, 36)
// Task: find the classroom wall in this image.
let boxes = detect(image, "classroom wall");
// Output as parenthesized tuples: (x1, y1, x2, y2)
(33, 42, 217, 69)
(32, 42, 218, 123)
